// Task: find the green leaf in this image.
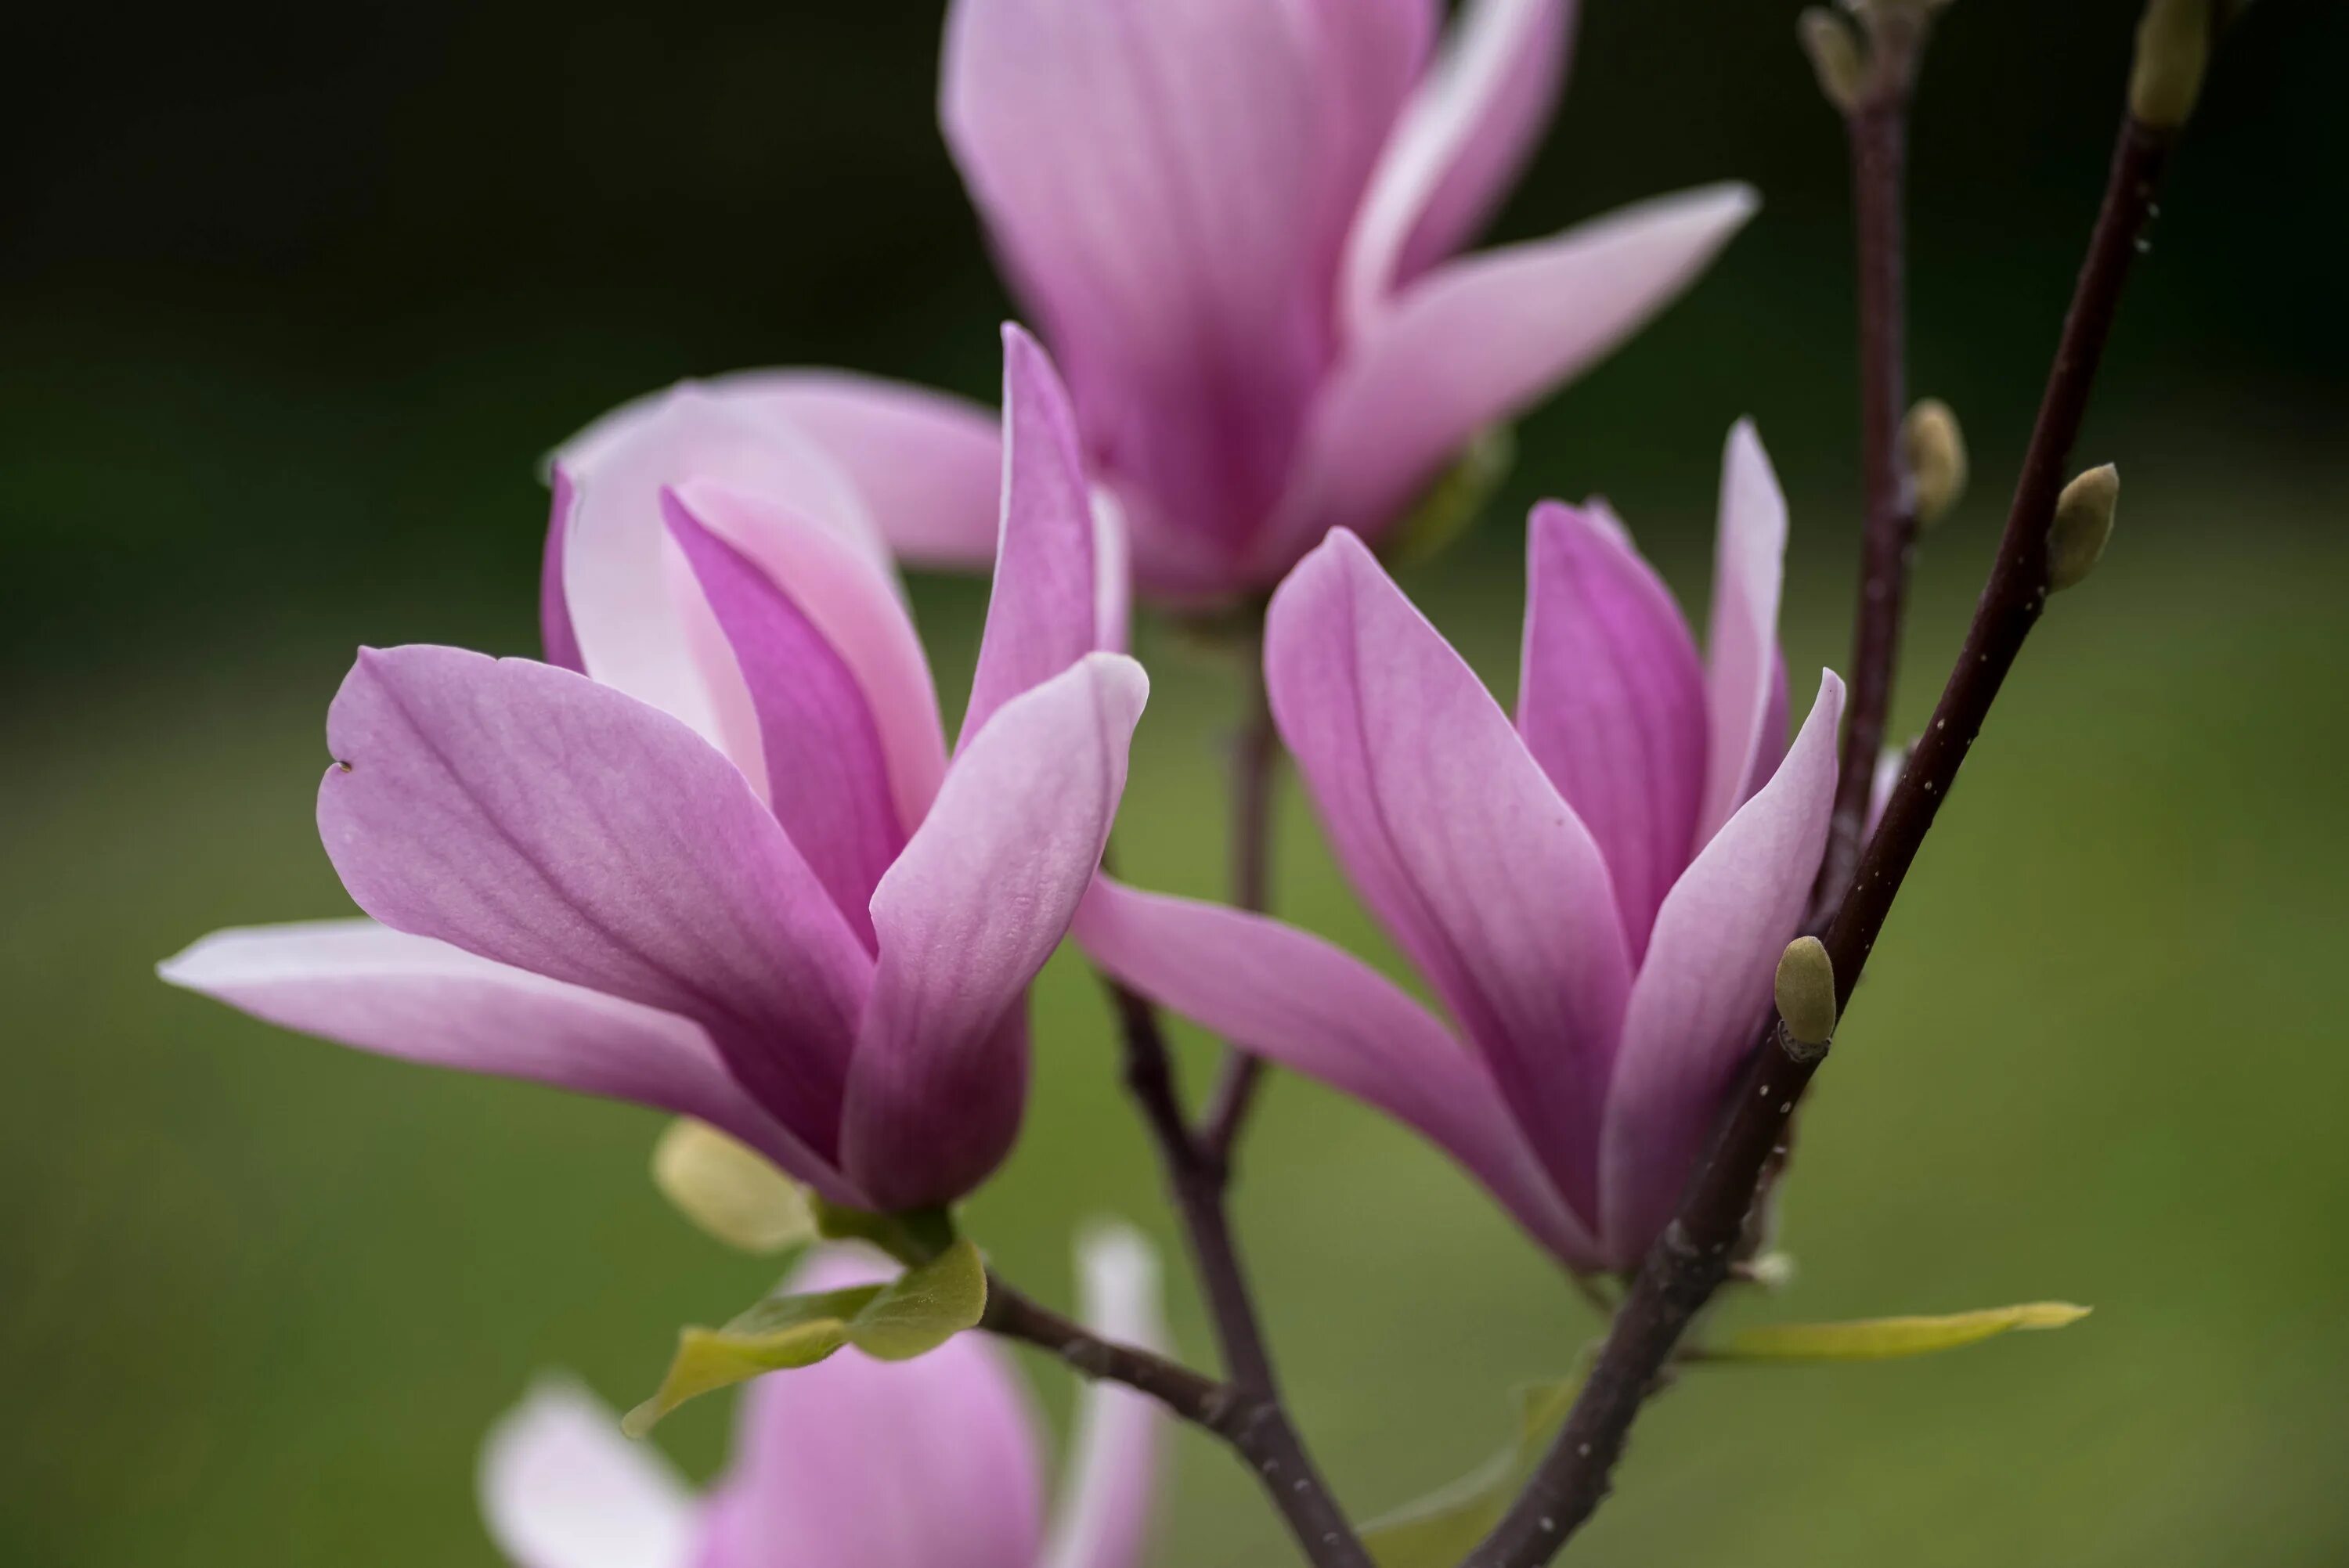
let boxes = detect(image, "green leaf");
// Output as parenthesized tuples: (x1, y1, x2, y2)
(1363, 1375, 1581, 1568)
(1705, 1301, 2091, 1362)
(649, 1118, 816, 1255)
(622, 1238, 987, 1436)
(1385, 424, 1516, 568)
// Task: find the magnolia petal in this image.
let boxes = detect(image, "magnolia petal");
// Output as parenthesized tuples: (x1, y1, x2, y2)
(1343, 0, 1576, 322)
(730, 369, 1005, 567)
(1517, 501, 1706, 957)
(1265, 532, 1629, 1223)
(1698, 420, 1792, 845)
(1076, 878, 1597, 1267)
(666, 498, 906, 948)
(962, 325, 1100, 747)
(1599, 671, 1844, 1266)
(1038, 1224, 1169, 1568)
(1263, 184, 1758, 573)
(480, 1377, 698, 1568)
(540, 469, 585, 674)
(157, 920, 857, 1201)
(841, 654, 1147, 1210)
(316, 646, 872, 1155)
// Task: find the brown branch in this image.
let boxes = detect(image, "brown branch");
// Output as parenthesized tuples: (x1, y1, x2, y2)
(1198, 611, 1283, 1170)
(1462, 103, 2182, 1568)
(1817, 7, 1932, 910)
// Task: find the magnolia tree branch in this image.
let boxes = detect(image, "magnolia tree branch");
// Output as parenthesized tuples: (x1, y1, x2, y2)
(1461, 88, 2188, 1568)
(1199, 615, 1284, 1170)
(1819, 5, 1936, 906)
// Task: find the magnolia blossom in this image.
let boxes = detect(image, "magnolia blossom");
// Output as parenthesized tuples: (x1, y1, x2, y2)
(482, 1229, 1166, 1568)
(161, 330, 1142, 1214)
(622, 0, 1755, 604)
(1081, 426, 1845, 1272)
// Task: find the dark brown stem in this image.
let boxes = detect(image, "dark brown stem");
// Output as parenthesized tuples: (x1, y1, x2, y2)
(1462, 111, 2180, 1568)
(1818, 12, 1930, 910)
(1198, 614, 1283, 1170)
(1099, 973, 1374, 1568)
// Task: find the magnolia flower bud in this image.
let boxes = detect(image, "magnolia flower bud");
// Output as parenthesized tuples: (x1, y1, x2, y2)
(2048, 463, 2120, 591)
(1774, 936, 1838, 1049)
(2131, 0, 2217, 128)
(1798, 9, 1865, 113)
(1902, 398, 1968, 528)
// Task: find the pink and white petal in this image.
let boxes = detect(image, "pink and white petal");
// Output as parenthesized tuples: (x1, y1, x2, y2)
(723, 369, 1005, 568)
(1865, 741, 1908, 844)
(962, 326, 1099, 748)
(556, 384, 888, 762)
(1265, 532, 1630, 1221)
(1341, 0, 1576, 323)
(1518, 501, 1706, 959)
(481, 1377, 698, 1568)
(157, 920, 857, 1200)
(672, 479, 949, 831)
(316, 646, 872, 1155)
(702, 1258, 1046, 1568)
(1259, 184, 1758, 574)
(840, 654, 1148, 1210)
(1092, 490, 1132, 656)
(941, 0, 1425, 557)
(1697, 420, 1792, 845)
(667, 499, 904, 948)
(1598, 671, 1843, 1266)
(540, 469, 584, 674)
(1077, 879, 1598, 1266)
(1038, 1224, 1168, 1568)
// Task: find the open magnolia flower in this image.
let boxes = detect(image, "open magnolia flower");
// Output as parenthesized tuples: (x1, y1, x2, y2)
(1082, 425, 1845, 1272)
(613, 0, 1755, 606)
(482, 1228, 1167, 1568)
(161, 328, 1143, 1214)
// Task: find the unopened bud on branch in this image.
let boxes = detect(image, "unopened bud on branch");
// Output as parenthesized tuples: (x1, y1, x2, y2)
(1902, 398, 1968, 528)
(1775, 936, 1838, 1049)
(1798, 9, 1865, 114)
(2048, 464, 2120, 591)
(2131, 0, 2217, 128)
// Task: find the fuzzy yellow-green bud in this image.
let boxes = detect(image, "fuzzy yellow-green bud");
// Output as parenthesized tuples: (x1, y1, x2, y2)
(1798, 9, 1865, 114)
(1902, 398, 1968, 528)
(2048, 463, 2120, 591)
(1774, 936, 1838, 1049)
(2131, 0, 2216, 128)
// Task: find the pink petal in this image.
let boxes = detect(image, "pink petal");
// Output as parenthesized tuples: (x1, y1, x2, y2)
(1039, 1225, 1169, 1568)
(941, 0, 1428, 560)
(670, 478, 949, 833)
(1518, 501, 1706, 960)
(1092, 492, 1132, 656)
(316, 646, 871, 1159)
(157, 920, 861, 1206)
(1258, 184, 1759, 575)
(540, 468, 584, 674)
(1698, 420, 1792, 845)
(666, 498, 906, 952)
(1341, 0, 1576, 323)
(840, 654, 1148, 1210)
(1265, 532, 1629, 1224)
(728, 370, 1005, 567)
(1598, 671, 1844, 1266)
(480, 1377, 698, 1568)
(962, 326, 1099, 748)
(1077, 878, 1598, 1267)
(702, 1254, 1047, 1568)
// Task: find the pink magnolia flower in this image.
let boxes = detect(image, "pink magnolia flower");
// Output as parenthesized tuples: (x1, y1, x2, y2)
(161, 330, 1143, 1214)
(620, 0, 1756, 606)
(481, 1228, 1166, 1568)
(1081, 426, 1846, 1273)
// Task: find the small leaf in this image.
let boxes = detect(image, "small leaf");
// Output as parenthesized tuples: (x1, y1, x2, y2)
(1363, 1375, 1581, 1568)
(623, 1239, 987, 1436)
(1706, 1302, 2091, 1363)
(650, 1119, 815, 1254)
(1386, 424, 1516, 568)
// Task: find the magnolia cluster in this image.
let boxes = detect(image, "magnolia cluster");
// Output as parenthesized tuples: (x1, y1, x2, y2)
(160, 1, 1831, 1562)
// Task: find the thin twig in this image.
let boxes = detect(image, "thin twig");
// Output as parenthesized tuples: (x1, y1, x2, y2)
(1462, 105, 2182, 1568)
(1198, 612, 1283, 1171)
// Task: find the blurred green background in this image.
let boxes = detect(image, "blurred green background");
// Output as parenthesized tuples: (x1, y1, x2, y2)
(5, 2, 2345, 1563)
